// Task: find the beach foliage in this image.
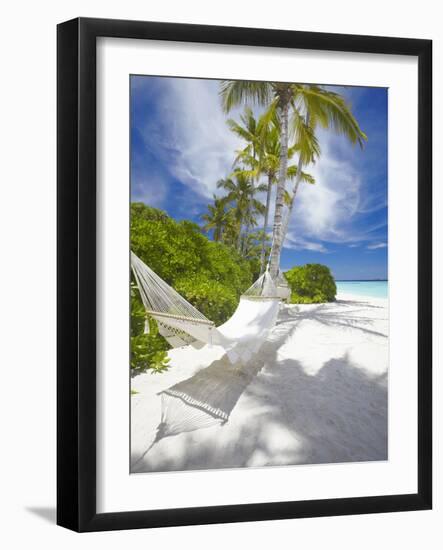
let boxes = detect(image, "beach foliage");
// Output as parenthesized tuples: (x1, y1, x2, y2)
(130, 285, 170, 374)
(130, 79, 366, 372)
(175, 276, 237, 326)
(285, 263, 337, 303)
(130, 202, 254, 372)
(131, 203, 252, 304)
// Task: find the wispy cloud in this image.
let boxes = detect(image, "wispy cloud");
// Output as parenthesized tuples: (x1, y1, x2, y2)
(131, 173, 168, 207)
(283, 131, 386, 250)
(284, 232, 329, 253)
(132, 77, 387, 258)
(135, 78, 243, 200)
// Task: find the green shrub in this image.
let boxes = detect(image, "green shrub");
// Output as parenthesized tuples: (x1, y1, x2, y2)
(175, 275, 238, 326)
(285, 263, 336, 304)
(130, 287, 170, 374)
(130, 202, 255, 372)
(131, 203, 252, 313)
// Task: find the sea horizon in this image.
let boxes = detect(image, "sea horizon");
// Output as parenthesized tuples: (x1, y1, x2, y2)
(335, 278, 388, 282)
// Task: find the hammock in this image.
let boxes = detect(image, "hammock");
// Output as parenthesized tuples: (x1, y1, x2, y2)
(276, 271, 291, 302)
(131, 252, 281, 364)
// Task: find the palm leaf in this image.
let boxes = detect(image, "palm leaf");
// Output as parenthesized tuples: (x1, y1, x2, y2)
(301, 85, 367, 147)
(220, 80, 273, 113)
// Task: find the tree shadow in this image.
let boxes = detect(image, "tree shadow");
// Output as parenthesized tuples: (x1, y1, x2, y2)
(134, 351, 387, 472)
(158, 308, 301, 427)
(335, 298, 384, 309)
(131, 317, 297, 472)
(280, 302, 388, 339)
(246, 353, 388, 465)
(133, 301, 388, 472)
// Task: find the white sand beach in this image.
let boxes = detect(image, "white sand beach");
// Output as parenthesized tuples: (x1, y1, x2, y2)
(131, 292, 388, 473)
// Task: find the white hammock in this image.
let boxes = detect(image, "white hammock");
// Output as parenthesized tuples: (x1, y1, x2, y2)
(275, 271, 291, 302)
(131, 252, 280, 364)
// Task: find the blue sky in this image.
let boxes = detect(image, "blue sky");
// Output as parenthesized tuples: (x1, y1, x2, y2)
(131, 76, 388, 280)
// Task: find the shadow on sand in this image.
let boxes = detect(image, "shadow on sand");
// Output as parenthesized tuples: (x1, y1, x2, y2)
(132, 300, 388, 473)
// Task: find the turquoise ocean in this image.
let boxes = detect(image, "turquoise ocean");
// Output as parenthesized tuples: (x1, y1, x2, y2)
(335, 281, 388, 299)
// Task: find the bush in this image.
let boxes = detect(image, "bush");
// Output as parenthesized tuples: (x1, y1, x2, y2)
(130, 203, 255, 372)
(131, 202, 253, 321)
(175, 275, 238, 326)
(130, 286, 170, 374)
(285, 263, 336, 304)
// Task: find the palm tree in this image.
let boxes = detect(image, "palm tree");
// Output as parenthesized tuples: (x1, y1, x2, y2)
(227, 107, 262, 168)
(201, 195, 229, 241)
(227, 108, 266, 254)
(220, 81, 367, 277)
(220, 209, 240, 248)
(217, 171, 266, 253)
(235, 122, 314, 273)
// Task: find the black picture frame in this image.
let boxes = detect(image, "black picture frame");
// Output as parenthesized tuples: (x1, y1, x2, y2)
(57, 17, 432, 532)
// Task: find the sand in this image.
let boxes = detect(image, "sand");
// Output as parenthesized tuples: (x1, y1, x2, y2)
(131, 293, 388, 473)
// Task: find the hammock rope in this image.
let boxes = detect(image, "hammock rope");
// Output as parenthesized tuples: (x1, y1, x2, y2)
(130, 239, 288, 464)
(131, 252, 208, 322)
(131, 251, 281, 364)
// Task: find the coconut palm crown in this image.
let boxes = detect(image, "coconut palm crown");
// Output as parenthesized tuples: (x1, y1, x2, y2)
(201, 195, 230, 242)
(220, 80, 367, 277)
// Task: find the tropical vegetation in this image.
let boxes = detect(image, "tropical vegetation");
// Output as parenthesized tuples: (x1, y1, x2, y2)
(285, 264, 337, 304)
(219, 81, 367, 277)
(130, 203, 255, 373)
(131, 80, 366, 372)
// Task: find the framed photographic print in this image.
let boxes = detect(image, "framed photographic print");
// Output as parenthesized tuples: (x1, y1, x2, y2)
(57, 17, 432, 531)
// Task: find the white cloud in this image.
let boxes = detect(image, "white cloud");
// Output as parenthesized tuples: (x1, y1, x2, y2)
(131, 172, 168, 208)
(134, 77, 386, 252)
(367, 242, 387, 250)
(282, 129, 387, 250)
(138, 78, 243, 199)
(287, 132, 360, 243)
(284, 232, 329, 253)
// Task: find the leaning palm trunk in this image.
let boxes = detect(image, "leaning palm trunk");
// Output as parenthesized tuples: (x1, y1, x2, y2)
(259, 174, 273, 274)
(213, 224, 221, 242)
(269, 100, 289, 278)
(277, 113, 310, 249)
(277, 155, 304, 248)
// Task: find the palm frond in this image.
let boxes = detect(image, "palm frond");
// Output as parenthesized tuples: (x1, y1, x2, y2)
(301, 85, 367, 147)
(290, 109, 321, 164)
(232, 167, 260, 180)
(219, 80, 273, 113)
(255, 182, 269, 193)
(226, 118, 254, 143)
(285, 165, 315, 184)
(283, 189, 292, 206)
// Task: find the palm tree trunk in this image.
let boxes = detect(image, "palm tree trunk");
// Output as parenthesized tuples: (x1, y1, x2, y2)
(259, 173, 273, 274)
(242, 222, 250, 255)
(269, 99, 289, 278)
(277, 113, 310, 249)
(237, 222, 243, 252)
